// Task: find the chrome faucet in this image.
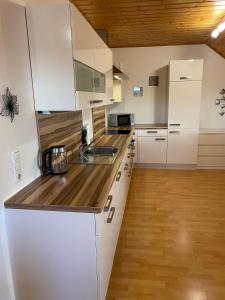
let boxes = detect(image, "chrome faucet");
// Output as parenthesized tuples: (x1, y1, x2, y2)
(79, 144, 89, 161)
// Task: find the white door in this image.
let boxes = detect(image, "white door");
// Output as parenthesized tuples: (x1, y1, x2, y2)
(168, 81, 202, 129)
(167, 129, 199, 164)
(169, 59, 203, 82)
(138, 137, 167, 164)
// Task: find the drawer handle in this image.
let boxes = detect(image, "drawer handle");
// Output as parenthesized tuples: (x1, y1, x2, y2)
(104, 195, 113, 212)
(109, 99, 115, 102)
(155, 138, 166, 141)
(107, 207, 115, 223)
(131, 153, 136, 157)
(116, 171, 122, 181)
(147, 130, 158, 133)
(169, 131, 180, 134)
(127, 154, 131, 158)
(90, 100, 103, 105)
(169, 124, 180, 127)
(180, 76, 192, 80)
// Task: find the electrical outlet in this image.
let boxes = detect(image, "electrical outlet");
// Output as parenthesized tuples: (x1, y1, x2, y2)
(12, 150, 22, 183)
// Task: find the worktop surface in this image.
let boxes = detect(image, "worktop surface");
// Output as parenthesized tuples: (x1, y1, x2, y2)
(5, 133, 132, 213)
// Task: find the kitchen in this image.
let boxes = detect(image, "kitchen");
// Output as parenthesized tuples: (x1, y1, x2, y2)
(0, 0, 225, 300)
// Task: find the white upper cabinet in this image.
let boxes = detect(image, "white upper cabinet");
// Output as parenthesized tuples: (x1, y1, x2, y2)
(27, 2, 113, 111)
(71, 4, 113, 107)
(26, 4, 76, 111)
(169, 59, 203, 82)
(70, 4, 95, 69)
(168, 81, 202, 129)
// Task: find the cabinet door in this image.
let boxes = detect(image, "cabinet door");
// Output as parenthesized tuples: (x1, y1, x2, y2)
(168, 81, 202, 129)
(169, 59, 203, 82)
(26, 4, 75, 111)
(70, 5, 95, 68)
(167, 129, 199, 164)
(138, 137, 167, 164)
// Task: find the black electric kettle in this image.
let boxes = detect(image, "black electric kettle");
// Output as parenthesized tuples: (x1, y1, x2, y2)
(42, 145, 68, 175)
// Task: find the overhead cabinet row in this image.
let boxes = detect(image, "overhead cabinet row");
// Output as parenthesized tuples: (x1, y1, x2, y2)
(26, 3, 113, 111)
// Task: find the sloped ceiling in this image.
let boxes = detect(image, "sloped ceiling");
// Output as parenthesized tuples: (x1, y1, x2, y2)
(72, 0, 225, 57)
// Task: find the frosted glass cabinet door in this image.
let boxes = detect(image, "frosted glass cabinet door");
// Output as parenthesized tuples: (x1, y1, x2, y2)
(168, 81, 202, 129)
(75, 60, 94, 92)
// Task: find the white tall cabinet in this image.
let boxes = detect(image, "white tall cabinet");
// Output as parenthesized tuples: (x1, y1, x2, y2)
(26, 2, 113, 111)
(167, 59, 203, 166)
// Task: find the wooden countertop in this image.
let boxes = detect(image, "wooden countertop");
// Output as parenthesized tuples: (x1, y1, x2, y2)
(135, 123, 168, 129)
(5, 132, 133, 214)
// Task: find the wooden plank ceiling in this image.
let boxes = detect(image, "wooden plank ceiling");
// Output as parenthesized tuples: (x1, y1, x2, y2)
(71, 0, 225, 57)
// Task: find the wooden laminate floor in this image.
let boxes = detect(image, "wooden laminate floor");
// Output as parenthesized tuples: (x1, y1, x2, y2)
(106, 169, 225, 300)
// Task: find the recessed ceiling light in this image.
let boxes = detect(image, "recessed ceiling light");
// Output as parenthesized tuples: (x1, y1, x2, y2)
(211, 28, 220, 38)
(218, 21, 225, 32)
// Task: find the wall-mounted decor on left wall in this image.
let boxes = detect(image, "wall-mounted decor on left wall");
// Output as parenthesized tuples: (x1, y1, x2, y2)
(0, 87, 19, 122)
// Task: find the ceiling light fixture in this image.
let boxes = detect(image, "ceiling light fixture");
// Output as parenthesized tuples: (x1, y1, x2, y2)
(218, 21, 225, 32)
(211, 28, 220, 38)
(211, 20, 225, 38)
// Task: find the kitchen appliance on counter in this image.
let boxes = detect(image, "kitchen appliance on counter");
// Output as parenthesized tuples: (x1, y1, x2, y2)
(108, 113, 135, 127)
(41, 145, 68, 174)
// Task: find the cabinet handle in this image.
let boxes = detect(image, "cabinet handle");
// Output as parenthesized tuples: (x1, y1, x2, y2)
(169, 131, 180, 134)
(90, 100, 103, 105)
(169, 123, 180, 127)
(155, 138, 166, 141)
(110, 99, 115, 102)
(116, 171, 122, 181)
(147, 130, 158, 134)
(107, 207, 115, 223)
(104, 195, 113, 212)
(127, 154, 131, 158)
(131, 153, 136, 157)
(180, 76, 192, 80)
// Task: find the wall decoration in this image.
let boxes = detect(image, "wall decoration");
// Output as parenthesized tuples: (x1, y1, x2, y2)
(149, 76, 159, 86)
(215, 89, 225, 116)
(133, 86, 143, 97)
(1, 87, 19, 122)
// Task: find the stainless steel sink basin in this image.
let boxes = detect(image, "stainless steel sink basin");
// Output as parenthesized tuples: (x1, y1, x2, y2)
(72, 146, 119, 165)
(84, 146, 118, 156)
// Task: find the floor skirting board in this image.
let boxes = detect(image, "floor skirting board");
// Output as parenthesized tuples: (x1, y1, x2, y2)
(134, 163, 196, 170)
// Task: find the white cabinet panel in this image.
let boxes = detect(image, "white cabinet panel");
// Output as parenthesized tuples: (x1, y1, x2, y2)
(169, 59, 203, 82)
(138, 136, 167, 164)
(70, 5, 95, 68)
(168, 81, 202, 129)
(26, 4, 76, 111)
(137, 129, 168, 137)
(167, 129, 199, 164)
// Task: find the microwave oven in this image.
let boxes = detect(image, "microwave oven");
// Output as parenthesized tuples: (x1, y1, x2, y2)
(108, 113, 135, 127)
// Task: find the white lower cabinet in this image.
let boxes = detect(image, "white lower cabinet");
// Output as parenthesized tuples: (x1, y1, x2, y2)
(167, 129, 199, 164)
(5, 140, 133, 300)
(137, 129, 167, 164)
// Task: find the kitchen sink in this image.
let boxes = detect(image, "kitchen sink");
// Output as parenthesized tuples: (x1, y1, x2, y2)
(84, 146, 118, 156)
(72, 146, 119, 165)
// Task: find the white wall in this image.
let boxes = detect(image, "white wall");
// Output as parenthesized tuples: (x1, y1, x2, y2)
(0, 1, 40, 299)
(109, 45, 225, 129)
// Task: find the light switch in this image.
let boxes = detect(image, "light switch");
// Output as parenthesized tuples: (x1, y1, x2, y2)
(12, 150, 22, 182)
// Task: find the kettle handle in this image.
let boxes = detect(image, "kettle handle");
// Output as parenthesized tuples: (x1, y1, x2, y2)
(42, 148, 52, 174)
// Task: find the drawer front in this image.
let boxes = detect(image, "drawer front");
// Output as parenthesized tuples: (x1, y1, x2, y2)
(138, 136, 167, 164)
(137, 129, 167, 137)
(169, 60, 203, 82)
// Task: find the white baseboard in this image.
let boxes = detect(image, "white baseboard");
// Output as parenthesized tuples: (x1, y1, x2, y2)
(134, 163, 197, 170)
